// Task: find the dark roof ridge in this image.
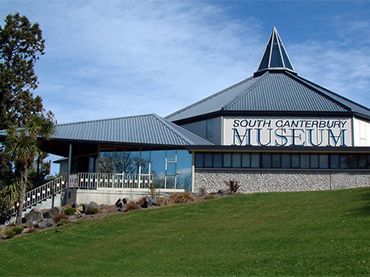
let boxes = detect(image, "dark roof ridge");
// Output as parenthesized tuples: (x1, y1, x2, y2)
(223, 71, 270, 110)
(165, 76, 256, 120)
(56, 114, 155, 127)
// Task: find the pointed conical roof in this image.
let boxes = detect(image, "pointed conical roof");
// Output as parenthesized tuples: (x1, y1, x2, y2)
(255, 27, 295, 75)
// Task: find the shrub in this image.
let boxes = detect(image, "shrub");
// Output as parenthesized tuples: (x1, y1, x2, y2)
(225, 179, 240, 193)
(124, 201, 140, 212)
(56, 219, 70, 226)
(169, 192, 195, 204)
(63, 205, 76, 216)
(4, 228, 16, 239)
(86, 207, 98, 215)
(12, 226, 24, 235)
(156, 197, 174, 206)
(53, 213, 68, 224)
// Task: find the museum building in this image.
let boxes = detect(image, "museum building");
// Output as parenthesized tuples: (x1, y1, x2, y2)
(1, 27, 369, 205)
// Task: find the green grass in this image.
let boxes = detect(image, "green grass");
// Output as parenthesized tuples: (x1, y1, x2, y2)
(0, 188, 369, 276)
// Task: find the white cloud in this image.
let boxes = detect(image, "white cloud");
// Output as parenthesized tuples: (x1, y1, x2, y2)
(1, 1, 369, 126)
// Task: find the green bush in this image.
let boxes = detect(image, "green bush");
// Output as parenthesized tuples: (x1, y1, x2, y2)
(63, 206, 76, 216)
(12, 226, 24, 235)
(4, 228, 16, 239)
(56, 219, 70, 226)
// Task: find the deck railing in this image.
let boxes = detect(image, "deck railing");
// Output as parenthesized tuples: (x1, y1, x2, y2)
(70, 172, 153, 190)
(11, 176, 66, 214)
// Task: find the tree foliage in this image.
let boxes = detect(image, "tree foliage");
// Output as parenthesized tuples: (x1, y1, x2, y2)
(0, 13, 54, 225)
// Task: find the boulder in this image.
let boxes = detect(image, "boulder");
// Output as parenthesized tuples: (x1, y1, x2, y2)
(84, 201, 99, 214)
(44, 207, 61, 219)
(115, 198, 128, 211)
(37, 218, 55, 229)
(146, 196, 157, 207)
(25, 209, 44, 227)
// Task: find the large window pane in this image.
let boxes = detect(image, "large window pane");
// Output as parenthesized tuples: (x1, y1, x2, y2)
(251, 154, 260, 168)
(241, 153, 251, 168)
(300, 154, 310, 169)
(358, 155, 367, 169)
(281, 154, 290, 168)
(272, 154, 281, 168)
(213, 153, 222, 168)
(291, 154, 300, 168)
(195, 153, 204, 168)
(261, 154, 272, 168)
(204, 153, 213, 168)
(232, 153, 241, 168)
(223, 153, 232, 168)
(330, 155, 340, 169)
(340, 155, 348, 169)
(319, 155, 329, 169)
(310, 154, 319, 169)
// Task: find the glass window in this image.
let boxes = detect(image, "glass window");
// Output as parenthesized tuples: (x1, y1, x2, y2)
(281, 154, 290, 168)
(300, 154, 310, 169)
(330, 155, 340, 169)
(310, 154, 319, 169)
(319, 155, 329, 169)
(358, 155, 367, 169)
(223, 153, 232, 168)
(213, 153, 222, 168)
(195, 153, 204, 168)
(291, 154, 300, 168)
(340, 155, 348, 169)
(261, 154, 271, 168)
(272, 154, 281, 168)
(204, 153, 213, 168)
(348, 155, 358, 169)
(232, 153, 241, 168)
(241, 153, 251, 168)
(251, 154, 260, 168)
(176, 150, 193, 191)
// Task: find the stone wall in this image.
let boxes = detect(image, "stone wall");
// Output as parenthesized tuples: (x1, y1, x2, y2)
(194, 170, 370, 194)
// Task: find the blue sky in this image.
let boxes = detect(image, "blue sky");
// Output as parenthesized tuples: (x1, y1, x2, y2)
(1, 1, 370, 172)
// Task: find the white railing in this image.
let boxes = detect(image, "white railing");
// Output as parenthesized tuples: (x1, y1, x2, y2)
(70, 172, 153, 190)
(11, 176, 66, 214)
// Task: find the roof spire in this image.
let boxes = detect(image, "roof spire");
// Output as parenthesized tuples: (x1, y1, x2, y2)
(255, 26, 296, 76)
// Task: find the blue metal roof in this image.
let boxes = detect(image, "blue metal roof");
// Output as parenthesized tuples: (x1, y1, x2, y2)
(225, 72, 349, 112)
(0, 114, 213, 146)
(53, 114, 212, 145)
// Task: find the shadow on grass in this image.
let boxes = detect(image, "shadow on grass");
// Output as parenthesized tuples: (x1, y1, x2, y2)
(346, 189, 370, 217)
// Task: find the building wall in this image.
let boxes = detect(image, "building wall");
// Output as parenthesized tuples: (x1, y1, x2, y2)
(353, 117, 370, 146)
(194, 170, 369, 193)
(180, 117, 222, 144)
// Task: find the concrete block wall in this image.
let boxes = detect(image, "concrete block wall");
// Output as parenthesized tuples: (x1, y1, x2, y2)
(194, 170, 370, 194)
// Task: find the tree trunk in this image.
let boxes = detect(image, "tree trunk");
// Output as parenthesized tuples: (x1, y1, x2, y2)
(15, 164, 27, 226)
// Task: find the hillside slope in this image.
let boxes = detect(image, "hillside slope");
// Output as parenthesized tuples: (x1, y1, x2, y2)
(0, 188, 369, 276)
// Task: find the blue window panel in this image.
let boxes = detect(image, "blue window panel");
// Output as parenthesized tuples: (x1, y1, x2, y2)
(319, 155, 329, 169)
(223, 153, 232, 168)
(213, 153, 223, 168)
(241, 153, 251, 168)
(232, 153, 241, 168)
(251, 154, 260, 168)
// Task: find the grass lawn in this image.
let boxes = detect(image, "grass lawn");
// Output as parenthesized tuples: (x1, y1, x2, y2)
(0, 188, 369, 276)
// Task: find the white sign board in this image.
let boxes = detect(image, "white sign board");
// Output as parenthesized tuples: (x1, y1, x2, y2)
(223, 117, 352, 147)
